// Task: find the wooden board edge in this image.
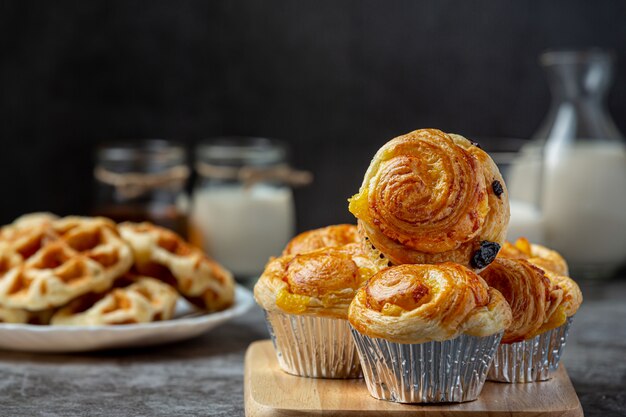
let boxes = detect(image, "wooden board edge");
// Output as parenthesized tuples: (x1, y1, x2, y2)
(244, 339, 585, 417)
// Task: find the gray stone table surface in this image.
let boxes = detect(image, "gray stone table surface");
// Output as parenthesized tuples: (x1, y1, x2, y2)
(0, 280, 625, 417)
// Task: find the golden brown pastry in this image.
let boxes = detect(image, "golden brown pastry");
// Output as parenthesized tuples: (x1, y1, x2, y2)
(0, 216, 133, 311)
(51, 276, 178, 325)
(255, 243, 382, 319)
(282, 224, 359, 256)
(349, 129, 509, 271)
(0, 212, 58, 239)
(348, 263, 512, 343)
(119, 222, 234, 312)
(479, 257, 581, 343)
(499, 237, 569, 276)
(0, 306, 53, 324)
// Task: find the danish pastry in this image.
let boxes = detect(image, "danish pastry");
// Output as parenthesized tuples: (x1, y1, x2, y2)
(479, 257, 581, 343)
(255, 243, 381, 319)
(0, 216, 133, 311)
(348, 263, 512, 343)
(119, 222, 234, 312)
(51, 276, 178, 325)
(499, 237, 569, 276)
(349, 129, 509, 270)
(282, 224, 359, 256)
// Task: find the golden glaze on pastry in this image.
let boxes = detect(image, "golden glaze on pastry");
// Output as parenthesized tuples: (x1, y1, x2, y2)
(254, 243, 382, 319)
(119, 222, 235, 312)
(282, 224, 359, 256)
(479, 256, 581, 343)
(348, 263, 512, 343)
(0, 216, 133, 311)
(500, 237, 569, 276)
(349, 129, 509, 271)
(497, 238, 581, 328)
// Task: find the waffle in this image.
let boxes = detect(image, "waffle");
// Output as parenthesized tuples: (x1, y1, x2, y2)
(0, 212, 58, 239)
(119, 222, 235, 312)
(0, 216, 133, 311)
(0, 305, 53, 324)
(51, 276, 178, 325)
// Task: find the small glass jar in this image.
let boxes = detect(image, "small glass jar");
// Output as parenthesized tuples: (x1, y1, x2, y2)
(190, 137, 310, 280)
(93, 140, 189, 237)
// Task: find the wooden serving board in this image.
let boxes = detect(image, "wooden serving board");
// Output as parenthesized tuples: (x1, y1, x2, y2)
(244, 340, 583, 417)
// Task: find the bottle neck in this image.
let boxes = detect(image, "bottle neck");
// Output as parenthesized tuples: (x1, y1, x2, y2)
(542, 51, 613, 102)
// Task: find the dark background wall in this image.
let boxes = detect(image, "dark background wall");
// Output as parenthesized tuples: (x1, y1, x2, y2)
(1, 0, 625, 232)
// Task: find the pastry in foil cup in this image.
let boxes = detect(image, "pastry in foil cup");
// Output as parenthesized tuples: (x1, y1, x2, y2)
(264, 310, 362, 378)
(350, 327, 503, 403)
(488, 316, 573, 383)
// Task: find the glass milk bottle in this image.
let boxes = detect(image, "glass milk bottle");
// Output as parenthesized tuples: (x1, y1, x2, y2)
(190, 138, 310, 281)
(535, 50, 626, 279)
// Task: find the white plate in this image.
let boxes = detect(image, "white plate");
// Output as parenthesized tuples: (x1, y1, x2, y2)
(0, 285, 254, 353)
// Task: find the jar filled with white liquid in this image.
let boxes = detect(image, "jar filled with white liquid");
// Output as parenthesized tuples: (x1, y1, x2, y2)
(509, 49, 626, 279)
(190, 138, 311, 281)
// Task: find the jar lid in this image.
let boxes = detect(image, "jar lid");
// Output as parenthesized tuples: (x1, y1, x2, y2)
(195, 137, 288, 167)
(97, 140, 187, 171)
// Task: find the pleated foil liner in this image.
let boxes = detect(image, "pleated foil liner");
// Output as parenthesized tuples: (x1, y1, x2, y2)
(350, 327, 503, 403)
(264, 310, 362, 378)
(488, 317, 573, 383)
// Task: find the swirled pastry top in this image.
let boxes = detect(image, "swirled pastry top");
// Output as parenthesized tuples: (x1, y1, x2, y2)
(348, 129, 509, 270)
(282, 224, 359, 256)
(479, 256, 581, 344)
(119, 222, 235, 312)
(0, 216, 133, 311)
(499, 237, 569, 276)
(254, 243, 382, 319)
(348, 263, 512, 344)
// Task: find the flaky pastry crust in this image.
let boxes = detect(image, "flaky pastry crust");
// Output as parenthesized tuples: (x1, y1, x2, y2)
(348, 129, 509, 271)
(499, 237, 569, 276)
(348, 263, 512, 344)
(479, 256, 580, 344)
(254, 243, 382, 319)
(282, 224, 359, 256)
(499, 238, 581, 320)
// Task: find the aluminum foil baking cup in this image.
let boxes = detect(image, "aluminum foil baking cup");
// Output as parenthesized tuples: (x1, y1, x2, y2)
(264, 310, 362, 378)
(488, 317, 573, 383)
(350, 327, 502, 403)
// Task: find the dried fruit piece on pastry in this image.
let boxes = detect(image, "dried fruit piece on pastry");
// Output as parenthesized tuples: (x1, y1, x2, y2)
(51, 276, 178, 325)
(282, 224, 359, 256)
(0, 216, 133, 311)
(255, 243, 383, 319)
(479, 257, 581, 343)
(349, 128, 509, 271)
(348, 263, 512, 343)
(119, 222, 235, 312)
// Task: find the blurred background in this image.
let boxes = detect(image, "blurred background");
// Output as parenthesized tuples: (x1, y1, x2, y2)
(1, 0, 626, 278)
(1, 0, 625, 228)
